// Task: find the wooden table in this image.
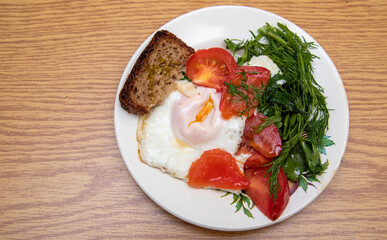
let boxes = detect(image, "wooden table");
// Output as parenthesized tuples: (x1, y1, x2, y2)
(1, 0, 386, 239)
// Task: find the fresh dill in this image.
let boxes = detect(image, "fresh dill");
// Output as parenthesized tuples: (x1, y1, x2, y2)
(224, 23, 333, 200)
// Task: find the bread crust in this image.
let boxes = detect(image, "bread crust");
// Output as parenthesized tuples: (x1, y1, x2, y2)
(119, 30, 195, 115)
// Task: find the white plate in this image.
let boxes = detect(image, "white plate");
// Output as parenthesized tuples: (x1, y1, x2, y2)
(114, 5, 349, 231)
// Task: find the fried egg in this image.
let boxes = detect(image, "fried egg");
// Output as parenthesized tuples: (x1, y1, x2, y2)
(137, 54, 280, 183)
(137, 82, 245, 180)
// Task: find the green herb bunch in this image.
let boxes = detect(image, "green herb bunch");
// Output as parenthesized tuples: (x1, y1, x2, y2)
(224, 23, 334, 199)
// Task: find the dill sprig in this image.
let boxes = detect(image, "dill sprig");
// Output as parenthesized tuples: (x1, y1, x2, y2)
(225, 23, 332, 200)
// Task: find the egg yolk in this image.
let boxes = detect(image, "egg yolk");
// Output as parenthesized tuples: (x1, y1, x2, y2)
(189, 95, 214, 126)
(171, 86, 224, 145)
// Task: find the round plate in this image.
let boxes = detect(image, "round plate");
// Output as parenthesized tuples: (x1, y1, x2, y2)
(114, 5, 349, 231)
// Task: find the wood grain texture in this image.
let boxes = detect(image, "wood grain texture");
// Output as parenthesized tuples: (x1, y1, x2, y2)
(0, 0, 386, 239)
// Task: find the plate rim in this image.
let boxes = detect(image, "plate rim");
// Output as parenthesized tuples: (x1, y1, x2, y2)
(114, 5, 350, 231)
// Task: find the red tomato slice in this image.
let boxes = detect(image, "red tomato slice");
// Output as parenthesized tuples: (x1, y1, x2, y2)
(236, 143, 259, 156)
(244, 160, 290, 221)
(188, 149, 249, 190)
(186, 48, 238, 91)
(219, 84, 253, 120)
(231, 66, 271, 86)
(236, 143, 273, 168)
(219, 66, 271, 119)
(242, 113, 282, 158)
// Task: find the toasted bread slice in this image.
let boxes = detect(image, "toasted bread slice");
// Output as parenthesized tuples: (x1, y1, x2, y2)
(119, 30, 195, 115)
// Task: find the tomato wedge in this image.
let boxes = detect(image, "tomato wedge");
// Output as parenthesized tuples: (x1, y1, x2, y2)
(236, 143, 273, 168)
(188, 149, 249, 190)
(219, 66, 271, 119)
(242, 112, 282, 158)
(244, 158, 290, 221)
(186, 48, 238, 91)
(230, 66, 271, 86)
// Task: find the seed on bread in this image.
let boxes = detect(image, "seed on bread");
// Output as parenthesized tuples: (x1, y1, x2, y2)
(119, 30, 195, 115)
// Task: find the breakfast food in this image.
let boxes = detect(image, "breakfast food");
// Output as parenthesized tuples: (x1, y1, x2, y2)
(137, 83, 246, 181)
(119, 30, 195, 115)
(122, 23, 333, 221)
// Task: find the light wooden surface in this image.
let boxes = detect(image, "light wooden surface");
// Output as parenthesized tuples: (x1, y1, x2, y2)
(1, 0, 386, 239)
